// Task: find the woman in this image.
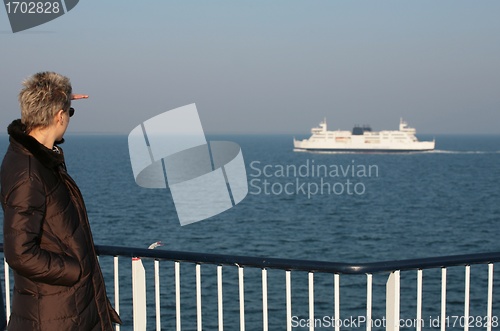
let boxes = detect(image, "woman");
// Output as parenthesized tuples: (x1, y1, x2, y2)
(1, 72, 121, 330)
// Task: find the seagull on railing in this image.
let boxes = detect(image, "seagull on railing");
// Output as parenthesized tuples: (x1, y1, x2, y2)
(148, 241, 164, 250)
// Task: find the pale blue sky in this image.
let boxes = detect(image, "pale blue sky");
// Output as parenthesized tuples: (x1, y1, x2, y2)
(1, 1, 499, 134)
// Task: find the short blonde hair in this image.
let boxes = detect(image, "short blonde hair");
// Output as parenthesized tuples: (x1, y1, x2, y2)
(19, 72, 72, 133)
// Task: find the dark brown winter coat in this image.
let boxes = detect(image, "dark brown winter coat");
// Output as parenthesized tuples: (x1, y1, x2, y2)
(1, 120, 121, 330)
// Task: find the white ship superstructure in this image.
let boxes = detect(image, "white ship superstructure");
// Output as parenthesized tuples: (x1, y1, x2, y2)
(293, 118, 435, 152)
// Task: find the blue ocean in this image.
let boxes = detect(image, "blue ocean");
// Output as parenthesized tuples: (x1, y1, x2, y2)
(1, 134, 499, 330)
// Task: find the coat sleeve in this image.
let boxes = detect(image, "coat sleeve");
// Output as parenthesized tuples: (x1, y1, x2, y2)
(3, 176, 81, 287)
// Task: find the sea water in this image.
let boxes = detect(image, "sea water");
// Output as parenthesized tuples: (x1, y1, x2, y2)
(1, 134, 499, 330)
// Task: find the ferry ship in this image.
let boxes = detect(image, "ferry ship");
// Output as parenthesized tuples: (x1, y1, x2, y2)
(293, 118, 435, 152)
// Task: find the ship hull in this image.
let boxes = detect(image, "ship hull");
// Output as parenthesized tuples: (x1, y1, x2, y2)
(293, 140, 435, 153)
(293, 147, 434, 153)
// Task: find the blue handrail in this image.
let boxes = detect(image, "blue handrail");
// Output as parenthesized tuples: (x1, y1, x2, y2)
(95, 245, 500, 274)
(1, 243, 499, 274)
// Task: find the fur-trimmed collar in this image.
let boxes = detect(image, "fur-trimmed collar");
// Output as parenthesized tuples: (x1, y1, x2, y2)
(7, 119, 65, 169)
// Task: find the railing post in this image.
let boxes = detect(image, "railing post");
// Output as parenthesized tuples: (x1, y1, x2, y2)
(334, 273, 340, 331)
(1, 262, 6, 330)
(239, 266, 245, 331)
(196, 264, 202, 331)
(175, 261, 181, 331)
(309, 272, 314, 331)
(4, 259, 10, 327)
(366, 274, 372, 331)
(132, 257, 147, 331)
(286, 270, 292, 331)
(416, 269, 423, 331)
(218, 265, 224, 331)
(154, 260, 161, 331)
(113, 256, 120, 331)
(487, 263, 494, 331)
(441, 268, 447, 331)
(386, 270, 400, 331)
(262, 268, 268, 331)
(464, 266, 470, 331)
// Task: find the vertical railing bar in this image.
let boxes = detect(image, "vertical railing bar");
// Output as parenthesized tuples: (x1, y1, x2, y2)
(154, 260, 161, 331)
(262, 268, 268, 331)
(464, 265, 470, 331)
(4, 259, 10, 325)
(113, 256, 120, 331)
(441, 268, 447, 331)
(334, 274, 340, 331)
(131, 257, 147, 331)
(175, 261, 181, 331)
(386, 271, 400, 331)
(416, 269, 423, 331)
(218, 265, 223, 331)
(196, 264, 202, 331)
(239, 266, 245, 331)
(366, 274, 372, 331)
(487, 263, 493, 331)
(286, 270, 292, 331)
(309, 272, 314, 331)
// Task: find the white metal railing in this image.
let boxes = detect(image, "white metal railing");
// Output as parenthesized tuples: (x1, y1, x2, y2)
(1, 245, 499, 330)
